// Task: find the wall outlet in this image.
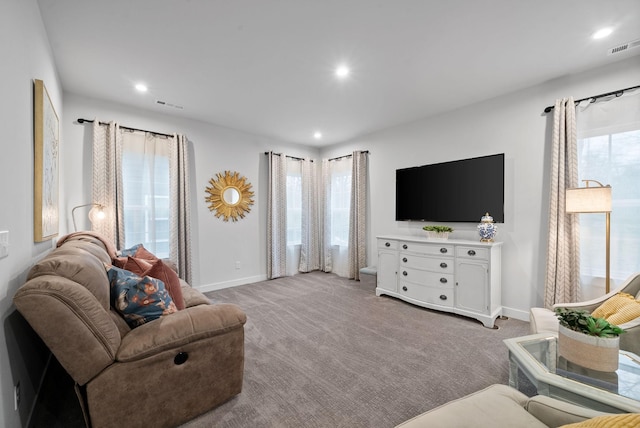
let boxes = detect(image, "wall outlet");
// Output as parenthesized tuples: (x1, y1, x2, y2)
(235, 261, 241, 270)
(14, 381, 20, 411)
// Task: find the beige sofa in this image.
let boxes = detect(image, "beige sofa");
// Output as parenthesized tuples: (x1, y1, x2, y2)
(13, 233, 247, 428)
(529, 273, 640, 355)
(396, 384, 612, 427)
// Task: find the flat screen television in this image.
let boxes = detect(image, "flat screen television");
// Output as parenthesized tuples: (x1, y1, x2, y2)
(396, 153, 504, 223)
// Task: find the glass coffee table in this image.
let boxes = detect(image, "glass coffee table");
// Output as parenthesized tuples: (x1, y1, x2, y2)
(504, 333, 640, 413)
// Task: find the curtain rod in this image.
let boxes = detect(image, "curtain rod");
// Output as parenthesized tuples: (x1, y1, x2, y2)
(328, 150, 369, 162)
(264, 150, 369, 162)
(543, 84, 640, 113)
(76, 118, 174, 138)
(264, 152, 311, 162)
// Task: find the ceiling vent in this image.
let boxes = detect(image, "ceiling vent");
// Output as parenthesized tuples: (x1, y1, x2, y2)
(155, 100, 184, 110)
(607, 38, 640, 55)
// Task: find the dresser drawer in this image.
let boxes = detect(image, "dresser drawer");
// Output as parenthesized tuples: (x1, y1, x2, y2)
(456, 246, 489, 261)
(399, 242, 454, 256)
(378, 239, 398, 250)
(400, 254, 453, 273)
(399, 266, 453, 288)
(398, 282, 454, 307)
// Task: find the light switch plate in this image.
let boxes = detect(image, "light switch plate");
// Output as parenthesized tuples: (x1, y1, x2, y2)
(0, 230, 9, 258)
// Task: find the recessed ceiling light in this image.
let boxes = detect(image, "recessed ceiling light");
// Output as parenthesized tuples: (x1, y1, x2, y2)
(592, 28, 613, 39)
(135, 83, 148, 92)
(335, 65, 350, 79)
(313, 131, 323, 140)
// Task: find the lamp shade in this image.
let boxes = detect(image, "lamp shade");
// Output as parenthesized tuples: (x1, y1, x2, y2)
(565, 186, 611, 213)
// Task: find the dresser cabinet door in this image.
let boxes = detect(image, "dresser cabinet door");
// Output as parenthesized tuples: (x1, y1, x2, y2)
(456, 260, 488, 314)
(377, 250, 398, 292)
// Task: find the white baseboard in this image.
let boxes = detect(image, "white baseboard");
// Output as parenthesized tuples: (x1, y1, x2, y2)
(196, 274, 267, 293)
(501, 306, 530, 322)
(196, 276, 533, 325)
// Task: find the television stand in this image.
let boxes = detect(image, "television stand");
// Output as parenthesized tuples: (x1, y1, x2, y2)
(376, 235, 502, 328)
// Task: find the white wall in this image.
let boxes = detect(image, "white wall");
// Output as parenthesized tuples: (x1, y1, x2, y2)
(321, 55, 640, 320)
(0, 1, 63, 426)
(1, 2, 639, 426)
(62, 94, 319, 290)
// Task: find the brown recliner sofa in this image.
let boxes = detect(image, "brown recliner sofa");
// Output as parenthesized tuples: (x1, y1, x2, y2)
(13, 232, 247, 428)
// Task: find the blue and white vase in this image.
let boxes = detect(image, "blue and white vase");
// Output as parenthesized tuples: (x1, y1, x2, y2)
(477, 212, 498, 242)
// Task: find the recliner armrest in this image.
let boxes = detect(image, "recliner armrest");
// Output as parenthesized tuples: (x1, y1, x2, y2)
(525, 395, 610, 427)
(116, 303, 247, 362)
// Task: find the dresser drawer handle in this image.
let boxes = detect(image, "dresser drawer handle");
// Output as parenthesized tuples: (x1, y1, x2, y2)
(385, 242, 390, 247)
(440, 277, 447, 284)
(440, 248, 448, 254)
(402, 271, 408, 276)
(403, 244, 408, 250)
(402, 286, 408, 292)
(468, 250, 476, 256)
(440, 262, 447, 268)
(439, 294, 447, 300)
(402, 257, 408, 263)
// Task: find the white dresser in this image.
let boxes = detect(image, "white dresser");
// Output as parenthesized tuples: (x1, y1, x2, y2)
(376, 235, 502, 328)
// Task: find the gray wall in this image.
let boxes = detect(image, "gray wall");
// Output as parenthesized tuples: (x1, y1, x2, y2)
(321, 55, 640, 320)
(1, 0, 640, 426)
(62, 94, 319, 290)
(0, 1, 63, 426)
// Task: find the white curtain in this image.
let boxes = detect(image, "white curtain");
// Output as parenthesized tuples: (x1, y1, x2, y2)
(120, 130, 170, 256)
(576, 88, 640, 299)
(544, 98, 581, 307)
(320, 159, 333, 273)
(267, 152, 287, 279)
(299, 157, 320, 272)
(285, 157, 301, 276)
(322, 156, 352, 277)
(348, 151, 368, 280)
(267, 151, 368, 280)
(92, 120, 192, 281)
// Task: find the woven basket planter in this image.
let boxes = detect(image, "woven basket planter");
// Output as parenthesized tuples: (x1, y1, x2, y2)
(426, 231, 449, 240)
(558, 324, 619, 372)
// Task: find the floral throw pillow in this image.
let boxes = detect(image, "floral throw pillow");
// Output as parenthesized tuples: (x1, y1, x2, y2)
(105, 264, 177, 328)
(118, 243, 142, 257)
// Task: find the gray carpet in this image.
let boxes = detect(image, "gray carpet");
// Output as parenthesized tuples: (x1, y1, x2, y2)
(31, 271, 535, 427)
(182, 271, 533, 428)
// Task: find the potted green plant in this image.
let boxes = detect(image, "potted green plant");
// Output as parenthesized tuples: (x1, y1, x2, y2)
(554, 308, 624, 372)
(422, 225, 453, 240)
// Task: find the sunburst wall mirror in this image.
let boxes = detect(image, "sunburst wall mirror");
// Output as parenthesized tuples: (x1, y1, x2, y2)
(205, 170, 254, 222)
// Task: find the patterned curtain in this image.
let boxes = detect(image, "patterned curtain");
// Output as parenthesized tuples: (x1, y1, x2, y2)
(92, 121, 125, 249)
(299, 158, 320, 272)
(169, 134, 193, 284)
(267, 152, 287, 279)
(348, 151, 368, 280)
(544, 97, 580, 307)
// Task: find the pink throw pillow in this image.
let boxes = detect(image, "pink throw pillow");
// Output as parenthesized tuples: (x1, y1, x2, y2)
(144, 259, 186, 310)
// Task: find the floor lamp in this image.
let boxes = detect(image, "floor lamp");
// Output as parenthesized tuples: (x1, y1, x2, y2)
(565, 180, 612, 293)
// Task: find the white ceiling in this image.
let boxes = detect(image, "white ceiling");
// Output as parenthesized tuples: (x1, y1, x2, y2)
(38, 0, 640, 146)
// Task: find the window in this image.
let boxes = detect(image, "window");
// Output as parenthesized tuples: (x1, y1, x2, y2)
(329, 160, 351, 247)
(577, 92, 640, 294)
(578, 130, 640, 282)
(286, 159, 302, 246)
(121, 132, 170, 258)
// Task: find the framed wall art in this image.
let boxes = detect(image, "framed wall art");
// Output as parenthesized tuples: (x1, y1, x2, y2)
(33, 79, 59, 242)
